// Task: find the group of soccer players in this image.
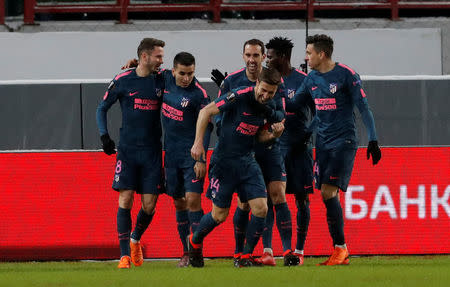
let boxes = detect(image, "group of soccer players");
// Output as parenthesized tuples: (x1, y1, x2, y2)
(96, 34, 382, 269)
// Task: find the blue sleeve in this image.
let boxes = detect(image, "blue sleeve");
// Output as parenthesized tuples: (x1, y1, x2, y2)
(286, 80, 312, 113)
(348, 73, 378, 141)
(197, 83, 213, 151)
(214, 78, 231, 125)
(96, 79, 121, 136)
(272, 83, 286, 122)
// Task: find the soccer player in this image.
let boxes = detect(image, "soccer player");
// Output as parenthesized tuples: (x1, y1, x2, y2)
(290, 34, 382, 265)
(160, 52, 212, 267)
(188, 67, 285, 268)
(211, 39, 298, 266)
(96, 38, 165, 269)
(260, 36, 314, 266)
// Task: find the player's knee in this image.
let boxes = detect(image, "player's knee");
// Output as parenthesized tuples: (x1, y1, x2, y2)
(250, 201, 268, 218)
(237, 201, 250, 211)
(268, 181, 286, 204)
(173, 197, 187, 211)
(186, 193, 202, 211)
(212, 208, 229, 224)
(118, 190, 134, 209)
(141, 195, 158, 214)
(321, 186, 338, 201)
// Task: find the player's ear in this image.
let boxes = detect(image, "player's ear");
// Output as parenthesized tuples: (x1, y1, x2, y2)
(172, 68, 176, 77)
(262, 53, 266, 60)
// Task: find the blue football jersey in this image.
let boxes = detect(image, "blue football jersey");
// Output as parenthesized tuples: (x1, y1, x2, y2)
(96, 68, 164, 148)
(290, 63, 377, 149)
(161, 70, 211, 168)
(280, 68, 314, 149)
(213, 86, 273, 160)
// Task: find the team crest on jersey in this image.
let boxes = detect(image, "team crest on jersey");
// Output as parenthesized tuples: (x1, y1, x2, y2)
(329, 83, 338, 94)
(288, 89, 296, 99)
(156, 88, 162, 97)
(181, 97, 190, 108)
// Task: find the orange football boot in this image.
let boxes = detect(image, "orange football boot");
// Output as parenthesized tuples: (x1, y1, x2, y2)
(130, 241, 144, 266)
(255, 252, 276, 266)
(117, 255, 131, 269)
(318, 246, 349, 266)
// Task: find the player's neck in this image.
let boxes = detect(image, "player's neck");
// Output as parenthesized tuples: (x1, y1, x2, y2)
(136, 65, 152, 77)
(246, 68, 260, 82)
(317, 60, 335, 74)
(280, 63, 292, 77)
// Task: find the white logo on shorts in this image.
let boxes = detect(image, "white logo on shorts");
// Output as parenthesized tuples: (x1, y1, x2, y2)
(115, 175, 120, 182)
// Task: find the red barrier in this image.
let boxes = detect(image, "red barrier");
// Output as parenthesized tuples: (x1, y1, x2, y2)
(22, 1, 450, 25)
(0, 0, 4, 25)
(0, 147, 449, 260)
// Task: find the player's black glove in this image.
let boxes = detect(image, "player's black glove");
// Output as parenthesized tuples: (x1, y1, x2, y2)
(211, 69, 227, 88)
(101, 134, 116, 155)
(367, 140, 381, 165)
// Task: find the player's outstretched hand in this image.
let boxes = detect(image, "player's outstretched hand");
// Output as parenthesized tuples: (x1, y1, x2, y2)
(121, 58, 138, 70)
(191, 143, 206, 162)
(194, 162, 206, 179)
(100, 134, 116, 155)
(211, 69, 227, 87)
(367, 140, 381, 165)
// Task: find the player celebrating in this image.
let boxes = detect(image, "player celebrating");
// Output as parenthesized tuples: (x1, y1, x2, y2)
(188, 67, 285, 268)
(211, 39, 298, 266)
(259, 37, 314, 266)
(290, 34, 381, 265)
(96, 38, 165, 269)
(160, 52, 212, 267)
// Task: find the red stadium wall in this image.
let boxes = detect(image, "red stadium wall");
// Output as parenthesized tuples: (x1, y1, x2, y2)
(1, 147, 449, 261)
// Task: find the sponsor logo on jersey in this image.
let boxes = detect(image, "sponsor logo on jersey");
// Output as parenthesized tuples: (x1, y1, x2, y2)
(242, 112, 252, 116)
(311, 86, 318, 91)
(181, 97, 190, 108)
(329, 83, 338, 94)
(129, 91, 139, 96)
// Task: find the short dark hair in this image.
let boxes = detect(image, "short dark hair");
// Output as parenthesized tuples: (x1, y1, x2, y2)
(265, 37, 294, 60)
(173, 52, 195, 67)
(137, 38, 165, 58)
(258, 67, 281, 86)
(243, 39, 265, 55)
(306, 34, 334, 58)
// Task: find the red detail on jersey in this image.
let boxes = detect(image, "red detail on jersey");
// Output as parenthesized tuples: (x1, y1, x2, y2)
(134, 98, 159, 111)
(225, 68, 245, 79)
(162, 103, 183, 121)
(129, 91, 139, 96)
(114, 70, 133, 81)
(216, 100, 225, 108)
(236, 122, 259, 135)
(338, 63, 356, 75)
(360, 88, 367, 98)
(295, 68, 308, 76)
(282, 97, 286, 111)
(195, 82, 208, 98)
(312, 86, 318, 91)
(103, 91, 109, 100)
(236, 86, 253, 95)
(315, 98, 337, 111)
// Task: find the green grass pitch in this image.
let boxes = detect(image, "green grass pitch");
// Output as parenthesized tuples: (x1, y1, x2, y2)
(1, 256, 449, 287)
